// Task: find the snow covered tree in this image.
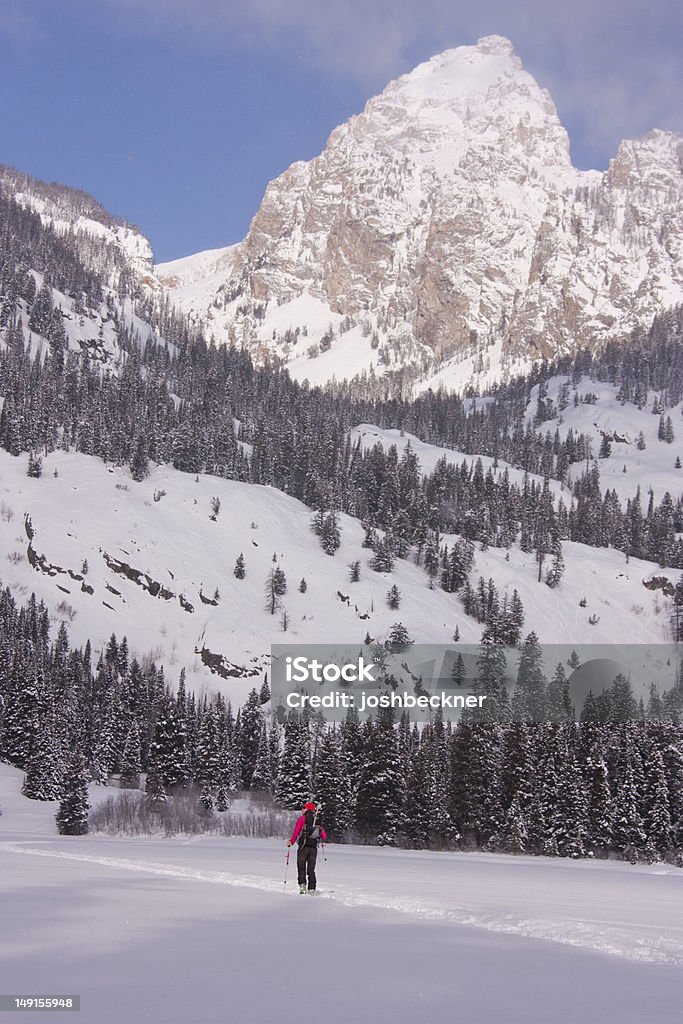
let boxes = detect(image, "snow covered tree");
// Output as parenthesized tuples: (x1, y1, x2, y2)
(264, 568, 284, 614)
(237, 689, 264, 789)
(386, 584, 401, 610)
(424, 537, 440, 588)
(22, 727, 62, 800)
(586, 756, 613, 853)
(643, 748, 672, 859)
(545, 540, 565, 588)
(546, 663, 573, 723)
(313, 727, 353, 840)
(56, 752, 89, 835)
(250, 721, 273, 792)
(275, 711, 310, 809)
(599, 434, 612, 459)
(27, 451, 42, 478)
(495, 791, 529, 854)
(404, 739, 434, 847)
(311, 509, 325, 536)
(320, 511, 341, 555)
(611, 733, 646, 859)
(130, 434, 149, 481)
(355, 706, 404, 845)
(144, 767, 166, 806)
(511, 633, 547, 723)
(119, 721, 142, 789)
(149, 697, 190, 790)
(370, 537, 394, 573)
(199, 782, 214, 816)
(386, 622, 413, 651)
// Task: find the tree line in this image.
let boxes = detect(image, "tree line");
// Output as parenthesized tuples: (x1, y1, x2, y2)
(1, 584, 681, 861)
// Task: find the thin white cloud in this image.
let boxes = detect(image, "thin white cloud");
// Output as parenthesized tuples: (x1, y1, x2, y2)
(7, 0, 683, 165)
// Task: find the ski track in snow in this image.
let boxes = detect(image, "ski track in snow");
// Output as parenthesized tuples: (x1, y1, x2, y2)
(3, 842, 681, 967)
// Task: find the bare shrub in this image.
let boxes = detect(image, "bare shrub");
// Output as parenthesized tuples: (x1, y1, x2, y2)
(6, 551, 23, 564)
(0, 501, 14, 522)
(115, 482, 129, 491)
(89, 789, 292, 838)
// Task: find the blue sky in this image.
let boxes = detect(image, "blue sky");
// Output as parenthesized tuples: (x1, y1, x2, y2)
(1, 0, 681, 262)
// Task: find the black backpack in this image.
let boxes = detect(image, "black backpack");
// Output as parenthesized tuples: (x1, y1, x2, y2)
(299, 809, 322, 848)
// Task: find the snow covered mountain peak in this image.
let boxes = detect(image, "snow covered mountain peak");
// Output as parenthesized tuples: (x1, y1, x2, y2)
(158, 41, 683, 390)
(358, 37, 574, 187)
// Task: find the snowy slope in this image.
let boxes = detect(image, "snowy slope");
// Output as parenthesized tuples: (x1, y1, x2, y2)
(0, 448, 679, 708)
(0, 165, 157, 289)
(522, 378, 683, 502)
(158, 36, 683, 389)
(0, 165, 170, 368)
(1, 762, 681, 1024)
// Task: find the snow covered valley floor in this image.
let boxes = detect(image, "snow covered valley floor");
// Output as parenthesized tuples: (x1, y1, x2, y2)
(1, 767, 681, 1024)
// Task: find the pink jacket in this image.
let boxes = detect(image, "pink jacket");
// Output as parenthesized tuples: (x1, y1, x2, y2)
(290, 814, 327, 845)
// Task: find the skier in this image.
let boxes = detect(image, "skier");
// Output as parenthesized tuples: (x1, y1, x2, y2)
(287, 801, 327, 894)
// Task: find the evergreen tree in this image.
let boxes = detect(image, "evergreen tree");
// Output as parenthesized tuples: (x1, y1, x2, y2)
(512, 633, 547, 723)
(22, 727, 62, 801)
(496, 791, 529, 853)
(404, 739, 434, 847)
(370, 537, 394, 573)
(250, 721, 273, 792)
(275, 711, 310, 808)
(386, 622, 413, 650)
(355, 707, 404, 845)
(199, 782, 214, 816)
(149, 697, 190, 789)
(27, 452, 43, 478)
(130, 434, 150, 481)
(586, 755, 613, 853)
(56, 751, 90, 835)
(643, 747, 672, 859)
(546, 663, 573, 723)
(545, 540, 565, 588)
(119, 721, 142, 789)
(237, 688, 264, 788)
(320, 511, 341, 555)
(314, 727, 352, 840)
(234, 553, 246, 579)
(144, 767, 166, 806)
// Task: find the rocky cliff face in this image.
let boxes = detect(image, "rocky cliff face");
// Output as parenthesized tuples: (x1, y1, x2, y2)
(158, 36, 683, 387)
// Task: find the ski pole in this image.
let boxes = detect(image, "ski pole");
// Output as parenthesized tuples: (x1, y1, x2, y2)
(321, 841, 328, 862)
(284, 846, 291, 889)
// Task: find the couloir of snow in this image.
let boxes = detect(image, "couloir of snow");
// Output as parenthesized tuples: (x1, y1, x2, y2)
(0, 763, 681, 1024)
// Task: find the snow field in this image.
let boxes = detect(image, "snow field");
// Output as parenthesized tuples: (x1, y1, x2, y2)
(1, 765, 682, 1024)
